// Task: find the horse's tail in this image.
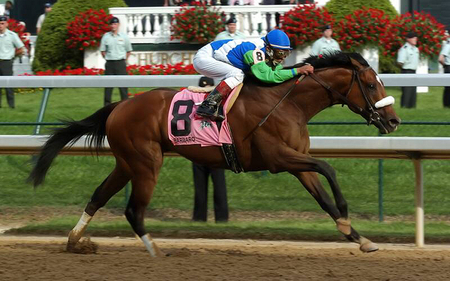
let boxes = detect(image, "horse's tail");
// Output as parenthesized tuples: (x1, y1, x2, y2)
(28, 103, 119, 187)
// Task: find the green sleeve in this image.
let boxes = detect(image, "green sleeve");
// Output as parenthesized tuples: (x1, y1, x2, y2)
(243, 50, 297, 83)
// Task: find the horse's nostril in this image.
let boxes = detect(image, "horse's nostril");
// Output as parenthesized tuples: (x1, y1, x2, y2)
(389, 118, 400, 128)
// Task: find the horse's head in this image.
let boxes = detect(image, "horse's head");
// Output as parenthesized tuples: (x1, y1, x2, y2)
(345, 57, 401, 134)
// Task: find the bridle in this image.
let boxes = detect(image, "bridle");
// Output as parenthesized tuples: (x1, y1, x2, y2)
(309, 66, 383, 126)
(244, 64, 389, 140)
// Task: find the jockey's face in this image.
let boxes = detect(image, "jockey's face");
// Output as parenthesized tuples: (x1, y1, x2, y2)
(267, 46, 290, 65)
(227, 23, 237, 34)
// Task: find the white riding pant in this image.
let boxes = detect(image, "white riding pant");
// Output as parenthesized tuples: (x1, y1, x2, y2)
(193, 44, 244, 88)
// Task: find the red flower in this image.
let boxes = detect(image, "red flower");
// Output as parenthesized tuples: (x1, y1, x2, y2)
(171, 2, 224, 44)
(66, 9, 112, 51)
(387, 11, 446, 58)
(281, 3, 335, 47)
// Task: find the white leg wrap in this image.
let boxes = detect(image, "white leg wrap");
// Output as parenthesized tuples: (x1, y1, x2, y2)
(70, 212, 93, 240)
(141, 234, 156, 257)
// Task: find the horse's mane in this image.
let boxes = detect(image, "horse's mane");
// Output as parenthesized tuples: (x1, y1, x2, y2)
(244, 52, 368, 86)
(292, 52, 369, 69)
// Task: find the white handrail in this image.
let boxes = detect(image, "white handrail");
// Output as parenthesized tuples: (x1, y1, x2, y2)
(1, 135, 449, 247)
(2, 74, 450, 88)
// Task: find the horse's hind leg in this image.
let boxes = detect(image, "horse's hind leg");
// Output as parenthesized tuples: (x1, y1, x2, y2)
(293, 171, 378, 253)
(67, 162, 130, 251)
(125, 151, 165, 257)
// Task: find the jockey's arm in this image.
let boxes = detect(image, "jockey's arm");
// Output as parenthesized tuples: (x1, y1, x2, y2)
(243, 50, 298, 83)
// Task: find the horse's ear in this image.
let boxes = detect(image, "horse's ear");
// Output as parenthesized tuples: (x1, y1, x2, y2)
(349, 57, 363, 71)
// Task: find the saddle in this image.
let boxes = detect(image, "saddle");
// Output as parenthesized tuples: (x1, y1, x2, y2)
(168, 84, 244, 173)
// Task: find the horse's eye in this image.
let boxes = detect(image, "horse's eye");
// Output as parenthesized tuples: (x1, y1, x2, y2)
(368, 83, 375, 90)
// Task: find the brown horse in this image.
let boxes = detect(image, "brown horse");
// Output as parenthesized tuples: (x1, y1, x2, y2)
(29, 52, 400, 256)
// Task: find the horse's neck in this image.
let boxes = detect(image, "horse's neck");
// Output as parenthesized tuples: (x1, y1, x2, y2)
(292, 68, 352, 121)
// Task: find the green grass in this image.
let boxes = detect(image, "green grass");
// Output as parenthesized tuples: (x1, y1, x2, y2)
(1, 86, 450, 239)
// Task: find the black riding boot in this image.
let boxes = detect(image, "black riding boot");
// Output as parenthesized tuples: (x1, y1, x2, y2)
(196, 81, 232, 121)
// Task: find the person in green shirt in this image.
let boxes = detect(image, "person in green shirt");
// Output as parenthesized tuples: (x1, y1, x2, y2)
(311, 25, 340, 56)
(100, 17, 133, 106)
(214, 17, 246, 41)
(397, 31, 419, 108)
(0, 15, 24, 108)
(193, 29, 314, 121)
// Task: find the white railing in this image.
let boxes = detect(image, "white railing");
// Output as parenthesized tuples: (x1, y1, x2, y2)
(110, 5, 298, 43)
(2, 74, 450, 88)
(1, 75, 450, 247)
(1, 134, 450, 248)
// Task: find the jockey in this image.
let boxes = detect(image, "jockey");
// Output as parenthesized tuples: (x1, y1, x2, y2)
(193, 29, 314, 121)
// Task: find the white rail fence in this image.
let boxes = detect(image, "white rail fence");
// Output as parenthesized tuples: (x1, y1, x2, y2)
(2, 74, 450, 88)
(110, 5, 298, 43)
(1, 74, 450, 247)
(1, 135, 450, 247)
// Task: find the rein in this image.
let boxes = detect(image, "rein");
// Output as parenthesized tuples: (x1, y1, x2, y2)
(243, 75, 305, 141)
(243, 64, 384, 141)
(309, 66, 382, 125)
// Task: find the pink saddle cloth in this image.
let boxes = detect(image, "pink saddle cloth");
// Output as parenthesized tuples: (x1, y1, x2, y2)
(168, 88, 236, 147)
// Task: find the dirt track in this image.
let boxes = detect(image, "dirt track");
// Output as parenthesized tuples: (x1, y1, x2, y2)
(0, 236, 449, 280)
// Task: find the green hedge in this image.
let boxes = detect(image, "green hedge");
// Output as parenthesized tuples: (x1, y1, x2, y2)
(32, 0, 127, 72)
(325, 0, 398, 21)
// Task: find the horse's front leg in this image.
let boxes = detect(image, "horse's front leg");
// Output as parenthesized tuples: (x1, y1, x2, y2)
(266, 146, 378, 252)
(293, 171, 378, 253)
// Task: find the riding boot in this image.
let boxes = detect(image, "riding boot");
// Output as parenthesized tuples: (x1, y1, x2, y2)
(196, 81, 232, 121)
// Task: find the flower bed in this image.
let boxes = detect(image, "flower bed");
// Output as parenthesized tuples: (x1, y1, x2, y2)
(24, 63, 198, 76)
(282, 5, 446, 62)
(386, 11, 446, 58)
(66, 9, 112, 51)
(282, 3, 335, 48)
(171, 1, 224, 44)
(334, 8, 393, 52)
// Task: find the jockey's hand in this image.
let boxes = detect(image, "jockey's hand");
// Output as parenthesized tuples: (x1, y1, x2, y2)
(296, 64, 314, 76)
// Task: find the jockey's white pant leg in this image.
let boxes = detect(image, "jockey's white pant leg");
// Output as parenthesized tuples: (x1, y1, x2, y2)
(193, 44, 244, 88)
(223, 69, 244, 88)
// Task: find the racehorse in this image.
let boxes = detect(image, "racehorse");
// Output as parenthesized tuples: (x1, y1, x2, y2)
(29, 52, 400, 257)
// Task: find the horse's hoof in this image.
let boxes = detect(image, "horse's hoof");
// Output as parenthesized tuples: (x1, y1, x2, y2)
(360, 241, 379, 253)
(358, 236, 378, 252)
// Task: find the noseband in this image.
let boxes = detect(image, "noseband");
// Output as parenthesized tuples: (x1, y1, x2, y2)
(309, 66, 382, 126)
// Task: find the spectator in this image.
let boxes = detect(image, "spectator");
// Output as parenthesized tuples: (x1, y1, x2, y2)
(310, 25, 340, 56)
(0, 15, 24, 108)
(214, 17, 246, 41)
(100, 17, 132, 106)
(397, 31, 419, 108)
(36, 3, 52, 34)
(228, 0, 254, 5)
(192, 76, 229, 223)
(4, 1, 12, 19)
(439, 34, 450, 108)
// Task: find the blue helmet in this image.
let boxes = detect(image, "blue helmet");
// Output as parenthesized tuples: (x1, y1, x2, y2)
(264, 29, 292, 50)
